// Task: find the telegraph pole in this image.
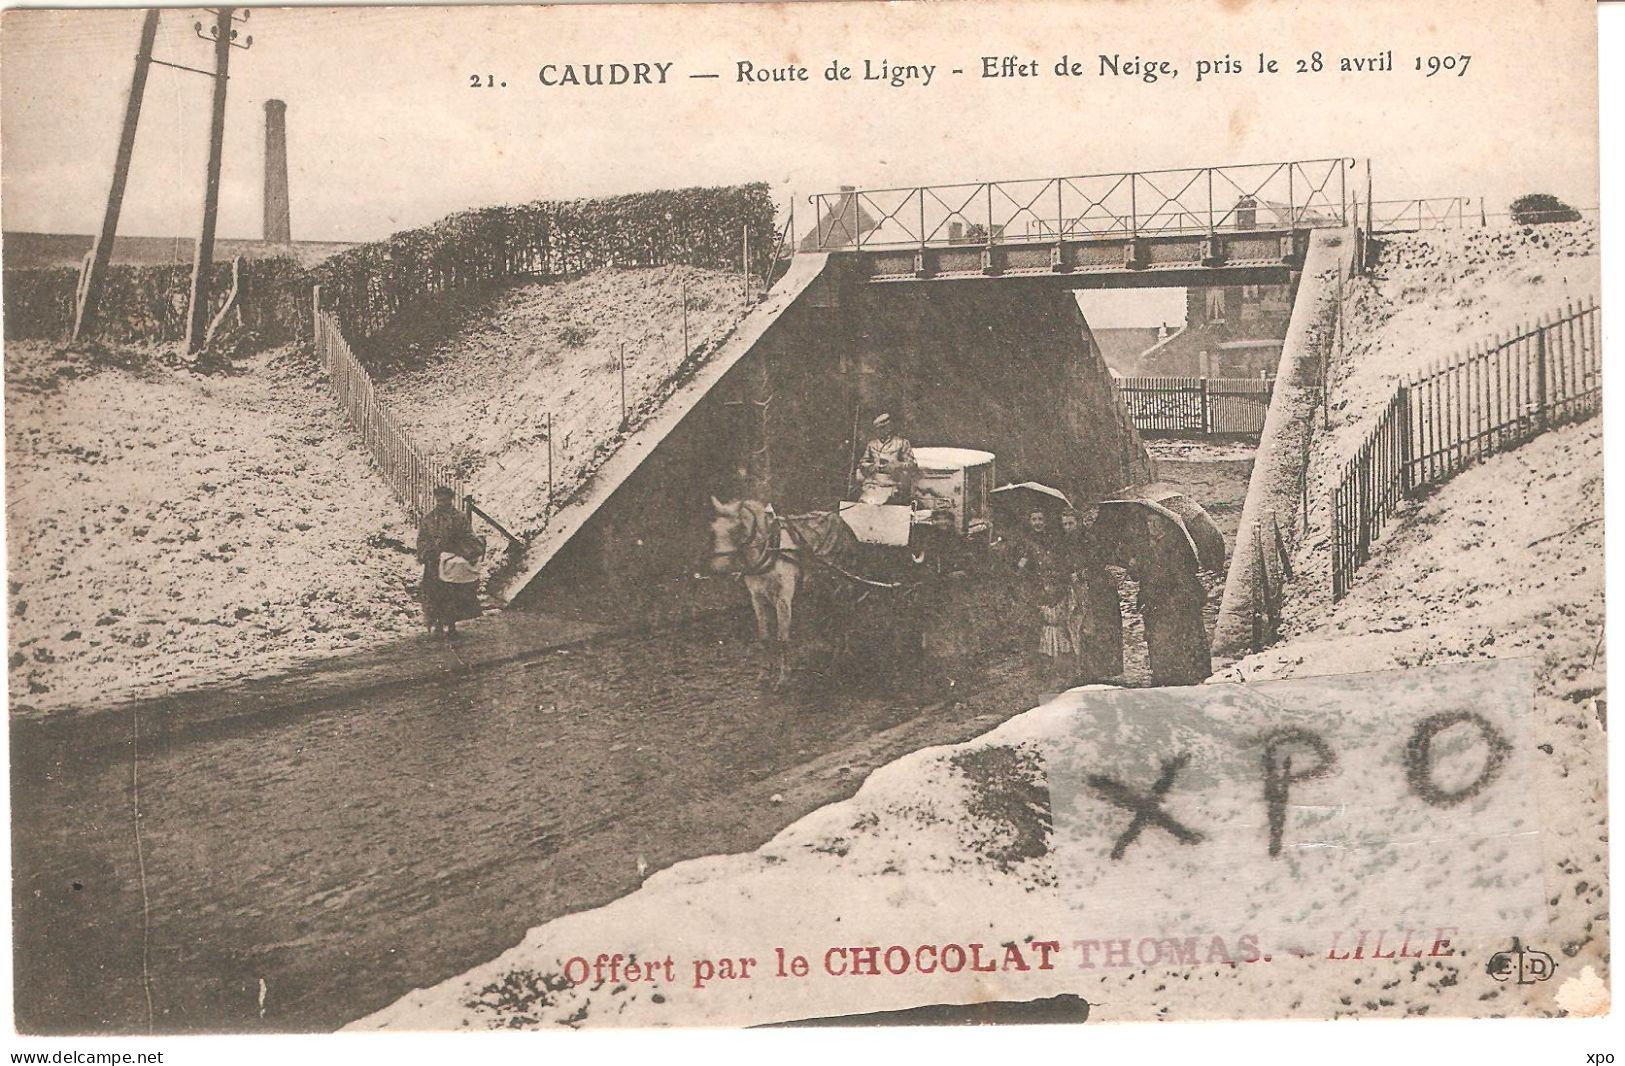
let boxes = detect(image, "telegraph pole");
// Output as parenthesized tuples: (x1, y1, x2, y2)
(72, 10, 161, 342)
(184, 8, 237, 354)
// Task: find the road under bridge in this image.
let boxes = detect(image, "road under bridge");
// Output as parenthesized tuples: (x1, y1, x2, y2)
(492, 158, 1361, 609)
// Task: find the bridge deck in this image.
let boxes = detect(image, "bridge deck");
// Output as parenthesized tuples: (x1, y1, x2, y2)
(841, 227, 1307, 286)
(807, 158, 1355, 285)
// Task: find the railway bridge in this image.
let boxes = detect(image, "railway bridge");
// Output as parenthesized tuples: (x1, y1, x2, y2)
(500, 159, 1369, 607)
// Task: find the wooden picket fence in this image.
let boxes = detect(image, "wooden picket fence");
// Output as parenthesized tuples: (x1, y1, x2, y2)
(1408, 299, 1602, 484)
(1332, 298, 1600, 599)
(314, 306, 464, 521)
(1116, 376, 1274, 437)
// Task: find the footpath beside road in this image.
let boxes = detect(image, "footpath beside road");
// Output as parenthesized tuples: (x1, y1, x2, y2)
(12, 610, 612, 763)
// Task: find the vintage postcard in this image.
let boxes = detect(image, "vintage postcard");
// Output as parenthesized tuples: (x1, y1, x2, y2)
(0, 0, 1608, 1051)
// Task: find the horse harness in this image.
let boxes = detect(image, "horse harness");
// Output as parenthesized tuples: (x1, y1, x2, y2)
(711, 504, 785, 578)
(714, 503, 917, 591)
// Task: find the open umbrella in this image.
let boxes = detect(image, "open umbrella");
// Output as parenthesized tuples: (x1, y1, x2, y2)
(1096, 482, 1227, 572)
(991, 481, 1074, 519)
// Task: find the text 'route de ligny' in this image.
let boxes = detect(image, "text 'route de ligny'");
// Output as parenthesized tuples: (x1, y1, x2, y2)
(504, 50, 1471, 91)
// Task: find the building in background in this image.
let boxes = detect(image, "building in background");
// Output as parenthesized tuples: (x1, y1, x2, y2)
(798, 185, 880, 251)
(1133, 280, 1293, 377)
(1133, 197, 1322, 377)
(1091, 323, 1174, 376)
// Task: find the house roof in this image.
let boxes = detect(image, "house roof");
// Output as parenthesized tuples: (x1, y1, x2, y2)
(798, 189, 881, 251)
(1092, 326, 1164, 370)
(1245, 198, 1340, 227)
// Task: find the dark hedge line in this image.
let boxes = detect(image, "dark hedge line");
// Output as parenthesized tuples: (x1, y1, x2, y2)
(4, 184, 777, 347)
(313, 183, 778, 339)
(3, 257, 312, 345)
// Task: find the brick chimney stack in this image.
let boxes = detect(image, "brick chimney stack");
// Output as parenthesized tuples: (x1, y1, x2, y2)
(262, 99, 291, 244)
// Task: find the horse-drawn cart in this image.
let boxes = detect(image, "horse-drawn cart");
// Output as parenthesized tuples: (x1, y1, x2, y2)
(707, 446, 1015, 688)
(708, 443, 1223, 690)
(836, 446, 995, 564)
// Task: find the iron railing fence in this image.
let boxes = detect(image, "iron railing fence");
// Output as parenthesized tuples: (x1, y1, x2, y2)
(810, 159, 1355, 251)
(1330, 389, 1409, 601)
(316, 251, 750, 542)
(1331, 298, 1600, 599)
(1116, 376, 1275, 437)
(1369, 197, 1473, 232)
(1408, 300, 1603, 484)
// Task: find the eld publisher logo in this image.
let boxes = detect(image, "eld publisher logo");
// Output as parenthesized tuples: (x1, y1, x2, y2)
(1485, 938, 1556, 985)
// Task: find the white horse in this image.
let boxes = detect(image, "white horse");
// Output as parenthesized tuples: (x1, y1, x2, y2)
(706, 496, 857, 690)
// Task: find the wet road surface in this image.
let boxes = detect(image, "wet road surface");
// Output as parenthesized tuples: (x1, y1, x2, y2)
(13, 612, 1045, 1034)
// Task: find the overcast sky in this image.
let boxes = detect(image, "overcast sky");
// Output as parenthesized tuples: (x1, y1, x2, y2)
(0, 0, 1599, 325)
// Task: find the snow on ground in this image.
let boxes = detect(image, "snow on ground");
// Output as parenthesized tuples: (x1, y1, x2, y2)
(1144, 438, 1257, 463)
(1214, 419, 1607, 1017)
(1323, 221, 1599, 470)
(3, 264, 750, 713)
(353, 660, 1569, 1031)
(352, 422, 1605, 1033)
(1232, 419, 1604, 699)
(1288, 221, 1601, 615)
(376, 266, 749, 536)
(5, 342, 422, 716)
(1209, 222, 1609, 1006)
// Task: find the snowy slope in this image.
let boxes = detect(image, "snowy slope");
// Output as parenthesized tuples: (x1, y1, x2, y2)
(1283, 221, 1601, 618)
(5, 344, 424, 715)
(1324, 221, 1599, 468)
(1216, 419, 1606, 1014)
(377, 265, 752, 537)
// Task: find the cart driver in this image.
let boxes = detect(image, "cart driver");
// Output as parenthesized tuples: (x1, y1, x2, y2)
(855, 412, 917, 504)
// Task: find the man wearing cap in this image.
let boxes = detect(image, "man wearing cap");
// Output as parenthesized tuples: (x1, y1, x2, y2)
(855, 412, 917, 503)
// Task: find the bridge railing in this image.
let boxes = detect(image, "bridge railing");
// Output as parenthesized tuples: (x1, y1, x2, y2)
(809, 159, 1355, 252)
(1369, 197, 1473, 233)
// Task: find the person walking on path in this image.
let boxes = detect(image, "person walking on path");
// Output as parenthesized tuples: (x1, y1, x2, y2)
(1059, 506, 1124, 684)
(416, 485, 483, 639)
(1133, 517, 1211, 686)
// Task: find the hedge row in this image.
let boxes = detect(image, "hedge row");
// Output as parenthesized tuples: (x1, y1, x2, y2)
(3, 256, 312, 346)
(313, 183, 779, 339)
(3, 184, 779, 347)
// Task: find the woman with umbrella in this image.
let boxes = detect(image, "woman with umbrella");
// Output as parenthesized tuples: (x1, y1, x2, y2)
(1133, 515, 1211, 685)
(1058, 504, 1124, 684)
(1096, 485, 1223, 686)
